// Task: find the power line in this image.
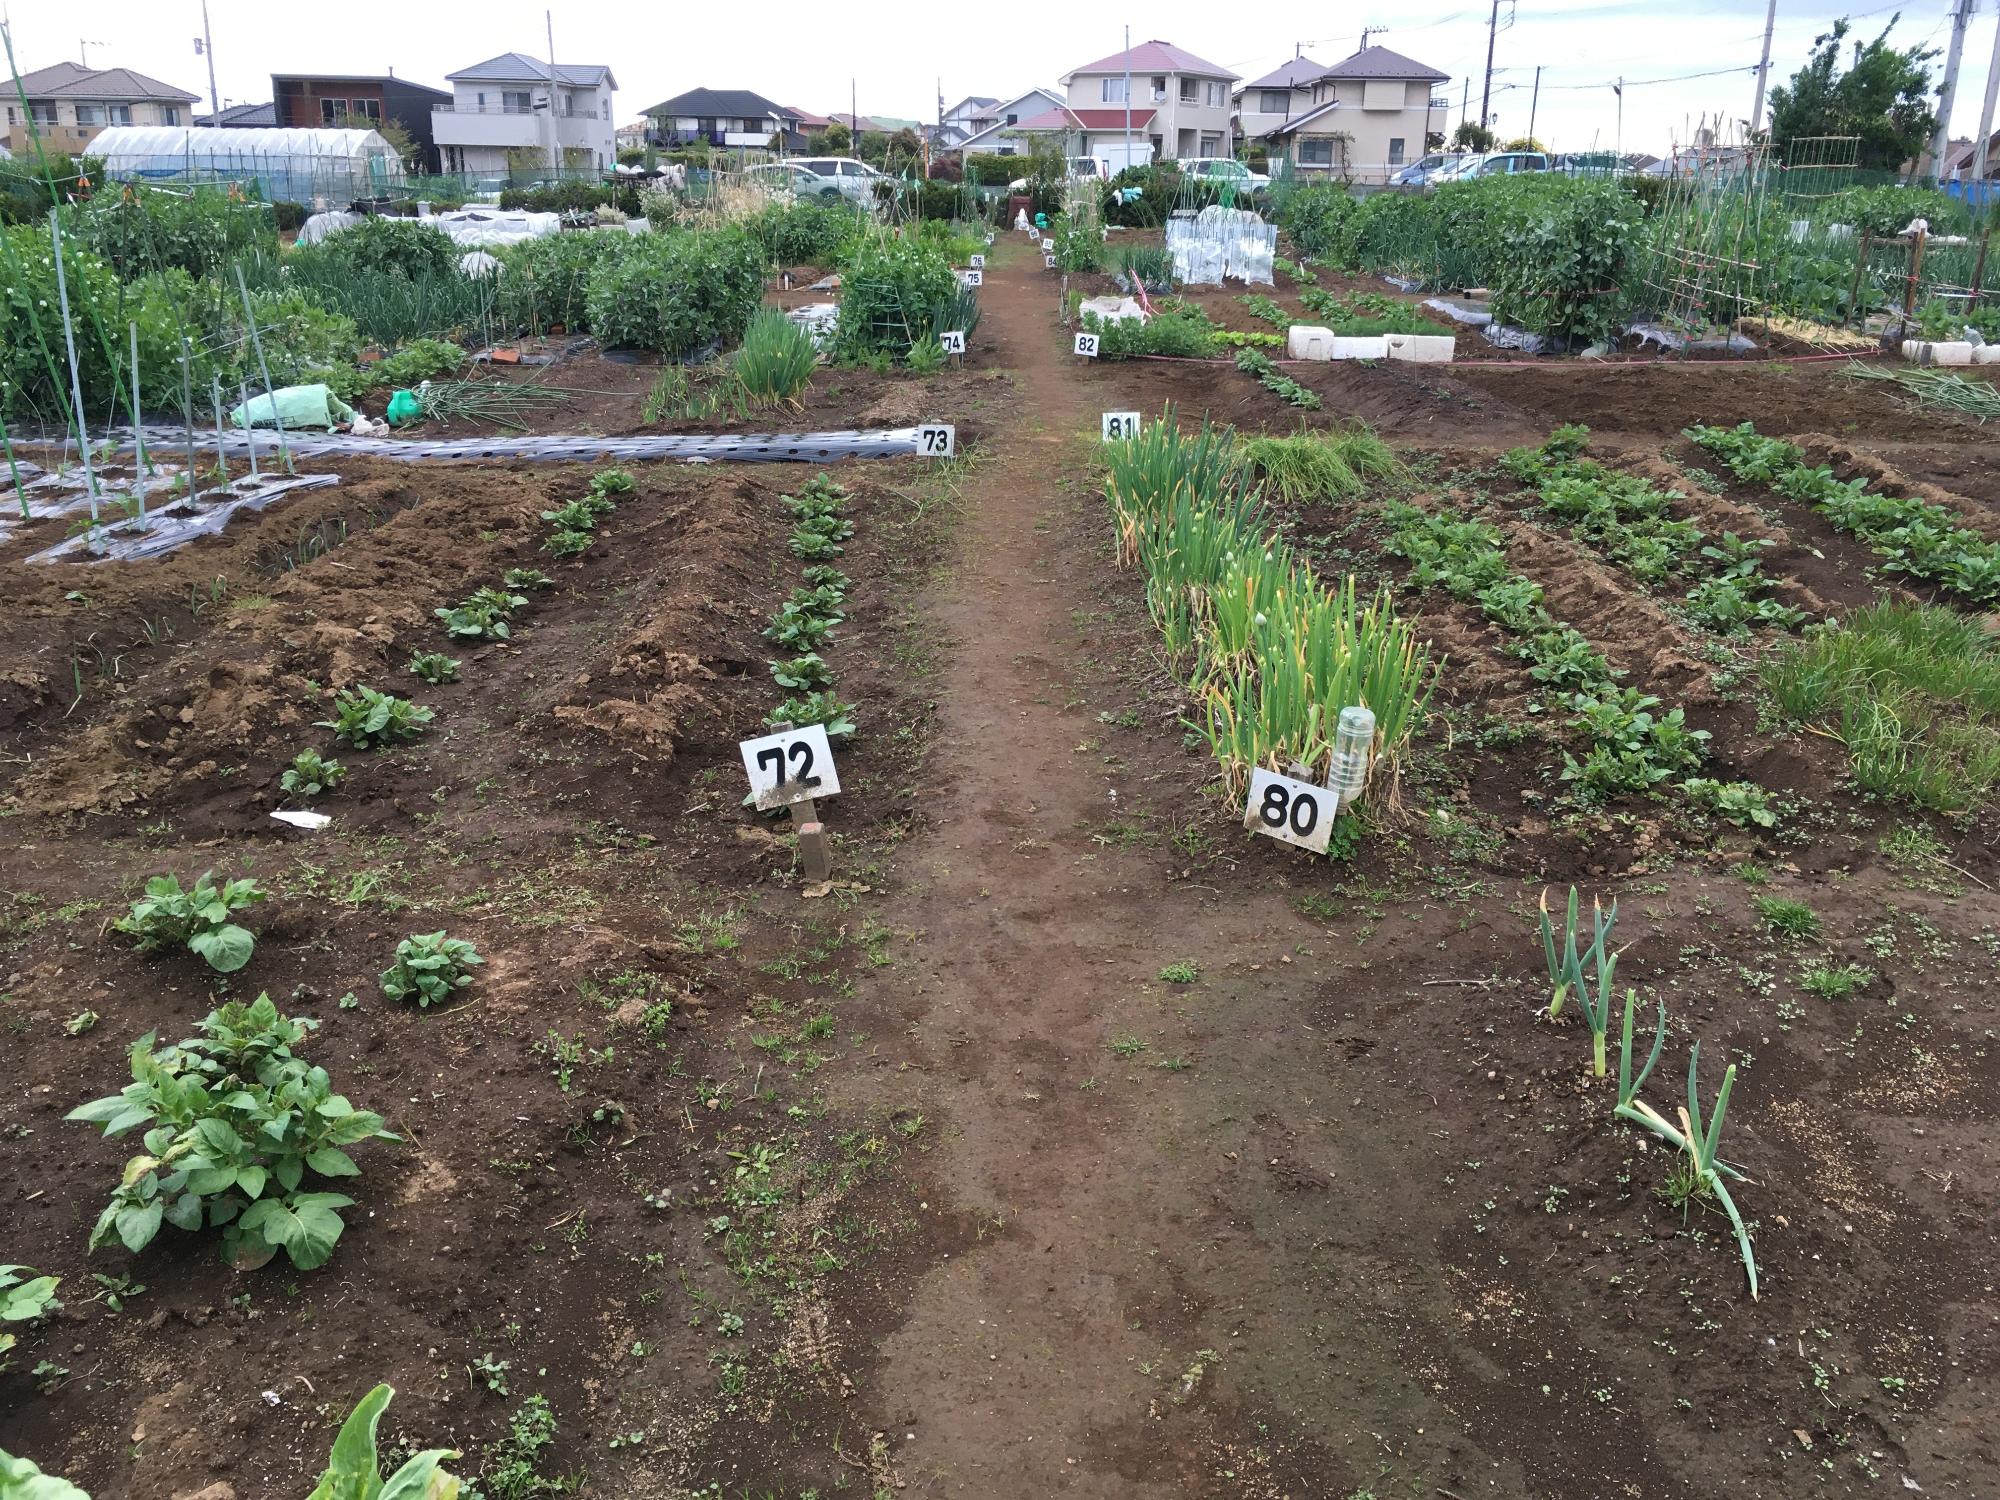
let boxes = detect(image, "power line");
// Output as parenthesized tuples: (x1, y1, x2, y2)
(1535, 62, 1760, 92)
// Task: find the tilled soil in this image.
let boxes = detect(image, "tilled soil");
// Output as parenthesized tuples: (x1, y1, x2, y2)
(2, 236, 1997, 1500)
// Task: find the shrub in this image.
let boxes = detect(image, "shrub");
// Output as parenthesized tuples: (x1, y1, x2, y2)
(964, 153, 1026, 187)
(321, 215, 460, 279)
(271, 200, 308, 232)
(380, 931, 484, 1008)
(585, 227, 764, 355)
(317, 686, 434, 749)
(1279, 183, 1358, 260)
(834, 236, 963, 357)
(73, 185, 276, 279)
(66, 994, 397, 1271)
(1829, 183, 1969, 238)
(113, 870, 266, 973)
(735, 306, 818, 405)
(744, 198, 862, 265)
(497, 231, 627, 335)
(280, 749, 347, 799)
(1480, 177, 1643, 345)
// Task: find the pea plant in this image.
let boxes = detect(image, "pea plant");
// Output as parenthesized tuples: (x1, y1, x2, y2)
(66, 994, 397, 1271)
(318, 686, 433, 750)
(380, 931, 485, 1008)
(280, 749, 346, 800)
(113, 870, 267, 973)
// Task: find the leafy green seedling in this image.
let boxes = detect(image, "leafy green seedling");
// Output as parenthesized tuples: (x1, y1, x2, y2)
(1755, 895, 1820, 941)
(113, 870, 266, 973)
(304, 1383, 460, 1500)
(407, 651, 460, 684)
(765, 693, 855, 741)
(281, 749, 347, 799)
(380, 931, 485, 1008)
(772, 654, 833, 692)
(318, 686, 433, 750)
(503, 567, 555, 591)
(1538, 886, 1616, 1019)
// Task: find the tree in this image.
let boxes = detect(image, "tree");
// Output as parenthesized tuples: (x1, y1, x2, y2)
(334, 110, 416, 168)
(1502, 136, 1547, 152)
(1451, 121, 1497, 152)
(1766, 15, 1938, 171)
(808, 123, 851, 154)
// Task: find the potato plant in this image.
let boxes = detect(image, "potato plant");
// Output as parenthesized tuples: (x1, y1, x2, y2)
(1, 1265, 60, 1372)
(280, 749, 346, 800)
(112, 870, 266, 973)
(318, 686, 433, 750)
(766, 693, 855, 741)
(407, 650, 460, 685)
(380, 931, 485, 1009)
(66, 994, 397, 1272)
(503, 567, 554, 591)
(437, 585, 527, 641)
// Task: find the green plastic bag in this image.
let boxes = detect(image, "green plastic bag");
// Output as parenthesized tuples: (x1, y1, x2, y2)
(385, 389, 423, 427)
(228, 384, 357, 432)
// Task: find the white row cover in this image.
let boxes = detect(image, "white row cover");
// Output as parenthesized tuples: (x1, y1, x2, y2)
(90, 126, 407, 182)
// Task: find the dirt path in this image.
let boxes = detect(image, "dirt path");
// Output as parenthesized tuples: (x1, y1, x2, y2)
(832, 237, 1490, 1497)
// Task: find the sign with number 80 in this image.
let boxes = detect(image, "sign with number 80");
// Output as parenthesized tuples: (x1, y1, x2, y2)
(1242, 767, 1333, 854)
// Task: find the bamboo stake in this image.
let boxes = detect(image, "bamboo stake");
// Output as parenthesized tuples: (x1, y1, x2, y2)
(235, 263, 293, 475)
(210, 373, 230, 483)
(238, 383, 260, 480)
(178, 338, 199, 502)
(3, 426, 29, 521)
(47, 210, 100, 523)
(128, 322, 146, 521)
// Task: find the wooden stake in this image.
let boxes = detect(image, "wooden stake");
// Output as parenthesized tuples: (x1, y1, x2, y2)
(1848, 231, 1872, 326)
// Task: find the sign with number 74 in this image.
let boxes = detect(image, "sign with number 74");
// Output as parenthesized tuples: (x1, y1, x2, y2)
(739, 724, 842, 811)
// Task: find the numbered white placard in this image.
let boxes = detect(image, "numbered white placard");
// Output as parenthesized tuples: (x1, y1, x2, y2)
(962, 268, 984, 287)
(1044, 253, 1057, 269)
(939, 330, 966, 355)
(1101, 410, 1139, 440)
(916, 423, 956, 458)
(1074, 331, 1101, 358)
(969, 253, 986, 269)
(1041, 237, 1055, 252)
(740, 724, 841, 812)
(1242, 768, 1335, 854)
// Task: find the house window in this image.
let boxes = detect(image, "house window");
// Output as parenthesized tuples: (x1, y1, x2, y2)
(28, 103, 58, 125)
(1299, 137, 1334, 165)
(158, 106, 176, 125)
(1179, 78, 1198, 102)
(1150, 76, 1166, 95)
(1259, 90, 1290, 114)
(1388, 137, 1406, 165)
(1102, 77, 1127, 103)
(351, 98, 381, 120)
(1005, 112, 1017, 125)
(319, 97, 349, 123)
(75, 104, 104, 125)
(502, 90, 532, 113)
(1199, 132, 1222, 157)
(113, 105, 134, 125)
(1206, 82, 1226, 107)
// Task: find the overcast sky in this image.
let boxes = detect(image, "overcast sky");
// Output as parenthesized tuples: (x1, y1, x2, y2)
(11, 0, 1997, 158)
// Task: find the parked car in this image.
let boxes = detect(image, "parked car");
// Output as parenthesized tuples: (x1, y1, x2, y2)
(1431, 151, 1549, 183)
(1388, 152, 1454, 187)
(744, 161, 836, 197)
(789, 156, 892, 200)
(1176, 157, 1270, 191)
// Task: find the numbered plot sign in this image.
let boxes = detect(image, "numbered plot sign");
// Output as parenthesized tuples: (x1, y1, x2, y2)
(1101, 410, 1139, 440)
(1043, 253, 1057, 269)
(1074, 331, 1101, 358)
(939, 330, 966, 355)
(985, 233, 996, 246)
(1243, 767, 1335, 854)
(916, 423, 956, 457)
(740, 723, 841, 812)
(1041, 237, 1055, 252)
(970, 253, 986, 268)
(962, 268, 984, 287)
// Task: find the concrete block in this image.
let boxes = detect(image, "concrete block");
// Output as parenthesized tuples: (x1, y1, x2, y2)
(1901, 338, 1975, 366)
(1328, 335, 1388, 361)
(1973, 343, 2000, 365)
(1384, 333, 1456, 363)
(1286, 324, 1337, 360)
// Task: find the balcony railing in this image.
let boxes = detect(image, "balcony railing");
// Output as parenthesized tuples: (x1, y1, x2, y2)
(433, 101, 593, 117)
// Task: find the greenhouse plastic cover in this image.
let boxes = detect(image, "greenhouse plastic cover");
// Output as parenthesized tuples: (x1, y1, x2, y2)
(1165, 207, 1275, 286)
(90, 126, 405, 178)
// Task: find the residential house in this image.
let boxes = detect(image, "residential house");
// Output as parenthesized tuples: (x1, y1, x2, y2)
(3, 61, 198, 157)
(787, 105, 834, 135)
(935, 94, 999, 149)
(1262, 45, 1449, 184)
(947, 87, 1064, 156)
(1058, 39, 1238, 161)
(196, 101, 278, 127)
(615, 120, 649, 153)
(272, 73, 453, 170)
(431, 52, 617, 176)
(1233, 56, 1325, 143)
(643, 88, 799, 150)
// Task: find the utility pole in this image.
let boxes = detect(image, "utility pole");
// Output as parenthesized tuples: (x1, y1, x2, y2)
(1974, 5, 2000, 191)
(1528, 64, 1541, 145)
(1615, 78, 1624, 158)
(1480, 0, 1500, 129)
(1929, 0, 1975, 181)
(197, 1, 220, 126)
(544, 9, 560, 175)
(1749, 0, 1777, 136)
(1123, 25, 1133, 171)
(1460, 77, 1468, 128)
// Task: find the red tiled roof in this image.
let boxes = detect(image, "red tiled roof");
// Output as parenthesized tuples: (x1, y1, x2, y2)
(1013, 105, 1155, 132)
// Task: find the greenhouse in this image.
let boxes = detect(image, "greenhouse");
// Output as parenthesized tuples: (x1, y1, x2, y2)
(86, 126, 407, 207)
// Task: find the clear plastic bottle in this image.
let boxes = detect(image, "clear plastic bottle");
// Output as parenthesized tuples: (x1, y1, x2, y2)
(1330, 705, 1377, 809)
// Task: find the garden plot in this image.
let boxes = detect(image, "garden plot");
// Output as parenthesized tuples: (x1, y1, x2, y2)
(0, 448, 968, 1496)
